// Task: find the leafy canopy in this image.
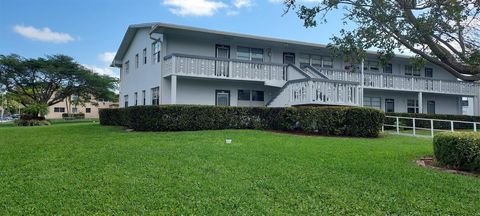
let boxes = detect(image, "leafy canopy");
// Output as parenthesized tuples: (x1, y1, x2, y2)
(0, 54, 118, 109)
(284, 0, 480, 81)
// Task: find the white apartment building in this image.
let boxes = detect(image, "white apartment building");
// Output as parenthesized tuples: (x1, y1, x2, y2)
(113, 23, 480, 115)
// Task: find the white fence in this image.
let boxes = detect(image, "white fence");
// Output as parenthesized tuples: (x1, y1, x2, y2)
(383, 116, 480, 137)
(319, 68, 478, 96)
(287, 79, 360, 106)
(164, 54, 287, 82)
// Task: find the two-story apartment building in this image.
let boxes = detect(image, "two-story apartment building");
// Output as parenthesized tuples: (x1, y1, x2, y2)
(113, 22, 480, 115)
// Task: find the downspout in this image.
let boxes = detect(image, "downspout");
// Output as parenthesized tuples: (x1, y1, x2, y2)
(149, 25, 164, 105)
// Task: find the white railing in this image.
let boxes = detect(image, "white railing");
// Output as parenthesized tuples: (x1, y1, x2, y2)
(383, 116, 480, 137)
(287, 79, 360, 106)
(320, 68, 478, 96)
(164, 54, 287, 82)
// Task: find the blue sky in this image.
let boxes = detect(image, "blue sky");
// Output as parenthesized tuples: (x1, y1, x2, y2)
(0, 0, 347, 77)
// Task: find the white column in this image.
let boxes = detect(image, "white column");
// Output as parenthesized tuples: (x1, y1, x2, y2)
(171, 75, 177, 104)
(360, 58, 365, 107)
(418, 92, 423, 114)
(474, 96, 480, 116)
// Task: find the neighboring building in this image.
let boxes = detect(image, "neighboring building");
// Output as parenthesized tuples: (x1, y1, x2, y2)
(112, 22, 480, 115)
(46, 97, 118, 119)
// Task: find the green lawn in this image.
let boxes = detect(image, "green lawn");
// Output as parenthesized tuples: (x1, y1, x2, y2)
(0, 123, 479, 215)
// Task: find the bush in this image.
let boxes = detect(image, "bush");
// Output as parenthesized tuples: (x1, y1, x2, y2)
(62, 113, 85, 119)
(433, 132, 480, 171)
(386, 113, 480, 130)
(15, 119, 50, 127)
(99, 105, 384, 137)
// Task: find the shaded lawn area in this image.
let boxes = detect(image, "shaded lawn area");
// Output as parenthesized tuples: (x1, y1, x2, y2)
(0, 123, 479, 215)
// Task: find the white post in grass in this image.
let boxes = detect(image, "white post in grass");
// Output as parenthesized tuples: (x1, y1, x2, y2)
(430, 119, 434, 137)
(413, 118, 416, 136)
(474, 122, 477, 132)
(396, 117, 400, 134)
(451, 121, 454, 132)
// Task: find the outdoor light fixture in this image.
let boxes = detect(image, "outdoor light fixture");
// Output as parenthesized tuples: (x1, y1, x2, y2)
(225, 138, 232, 144)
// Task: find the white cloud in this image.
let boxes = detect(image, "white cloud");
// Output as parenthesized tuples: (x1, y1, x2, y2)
(233, 0, 253, 8)
(83, 64, 119, 78)
(226, 10, 240, 16)
(163, 0, 228, 16)
(12, 25, 75, 43)
(98, 52, 116, 65)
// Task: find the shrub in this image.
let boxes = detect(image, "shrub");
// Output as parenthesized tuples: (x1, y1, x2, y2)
(22, 103, 49, 120)
(62, 113, 85, 119)
(99, 105, 384, 137)
(15, 119, 50, 127)
(386, 113, 480, 130)
(433, 132, 480, 171)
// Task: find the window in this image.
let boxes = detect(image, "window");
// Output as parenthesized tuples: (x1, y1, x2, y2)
(143, 48, 147, 64)
(425, 68, 433, 78)
(124, 95, 129, 107)
(252, 90, 264, 101)
(363, 97, 381, 109)
(142, 90, 146, 105)
(216, 90, 230, 106)
(407, 99, 419, 113)
(86, 108, 91, 113)
(134, 92, 138, 106)
(152, 41, 161, 63)
(238, 89, 251, 101)
(299, 54, 333, 69)
(405, 65, 420, 76)
(385, 99, 395, 113)
(54, 107, 65, 113)
(299, 54, 310, 68)
(427, 100, 435, 114)
(364, 61, 379, 72)
(151, 87, 159, 105)
(383, 63, 393, 73)
(216, 45, 230, 59)
(135, 54, 139, 68)
(72, 107, 77, 113)
(236, 46, 263, 62)
(237, 90, 264, 102)
(124, 61, 129, 74)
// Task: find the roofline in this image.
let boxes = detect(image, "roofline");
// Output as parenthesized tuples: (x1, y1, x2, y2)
(112, 22, 416, 67)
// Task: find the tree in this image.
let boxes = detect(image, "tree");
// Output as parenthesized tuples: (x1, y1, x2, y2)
(284, 0, 480, 81)
(0, 54, 118, 116)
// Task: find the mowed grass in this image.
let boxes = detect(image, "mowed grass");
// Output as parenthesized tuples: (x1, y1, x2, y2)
(0, 123, 479, 215)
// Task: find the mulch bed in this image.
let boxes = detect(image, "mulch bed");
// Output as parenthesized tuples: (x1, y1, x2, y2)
(417, 157, 480, 178)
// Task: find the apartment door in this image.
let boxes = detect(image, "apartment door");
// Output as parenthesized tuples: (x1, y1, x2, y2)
(215, 45, 230, 77)
(283, 52, 295, 65)
(215, 90, 230, 106)
(385, 99, 395, 113)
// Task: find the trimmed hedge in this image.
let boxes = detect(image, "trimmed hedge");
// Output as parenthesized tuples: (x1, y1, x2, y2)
(385, 112, 480, 130)
(99, 105, 385, 137)
(62, 113, 85, 119)
(434, 132, 480, 171)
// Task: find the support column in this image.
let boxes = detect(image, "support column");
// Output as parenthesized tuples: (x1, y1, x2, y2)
(418, 92, 423, 114)
(360, 58, 365, 107)
(474, 96, 480, 116)
(171, 75, 177, 104)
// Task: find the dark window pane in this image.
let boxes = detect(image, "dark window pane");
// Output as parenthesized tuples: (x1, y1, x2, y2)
(238, 90, 251, 101)
(252, 91, 264, 101)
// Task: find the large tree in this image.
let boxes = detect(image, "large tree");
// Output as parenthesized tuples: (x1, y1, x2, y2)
(0, 54, 118, 115)
(284, 0, 480, 81)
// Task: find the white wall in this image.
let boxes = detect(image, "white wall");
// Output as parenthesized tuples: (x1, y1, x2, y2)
(364, 89, 461, 115)
(119, 28, 162, 107)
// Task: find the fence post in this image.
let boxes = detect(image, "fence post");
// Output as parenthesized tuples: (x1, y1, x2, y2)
(451, 121, 454, 132)
(413, 118, 416, 136)
(474, 122, 477, 132)
(396, 117, 400, 134)
(430, 119, 434, 137)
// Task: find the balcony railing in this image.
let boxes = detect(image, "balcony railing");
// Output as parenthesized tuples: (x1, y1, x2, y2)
(286, 79, 360, 106)
(320, 68, 479, 96)
(164, 53, 287, 82)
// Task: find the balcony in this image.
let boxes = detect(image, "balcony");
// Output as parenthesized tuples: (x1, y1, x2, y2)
(320, 68, 479, 96)
(164, 53, 287, 87)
